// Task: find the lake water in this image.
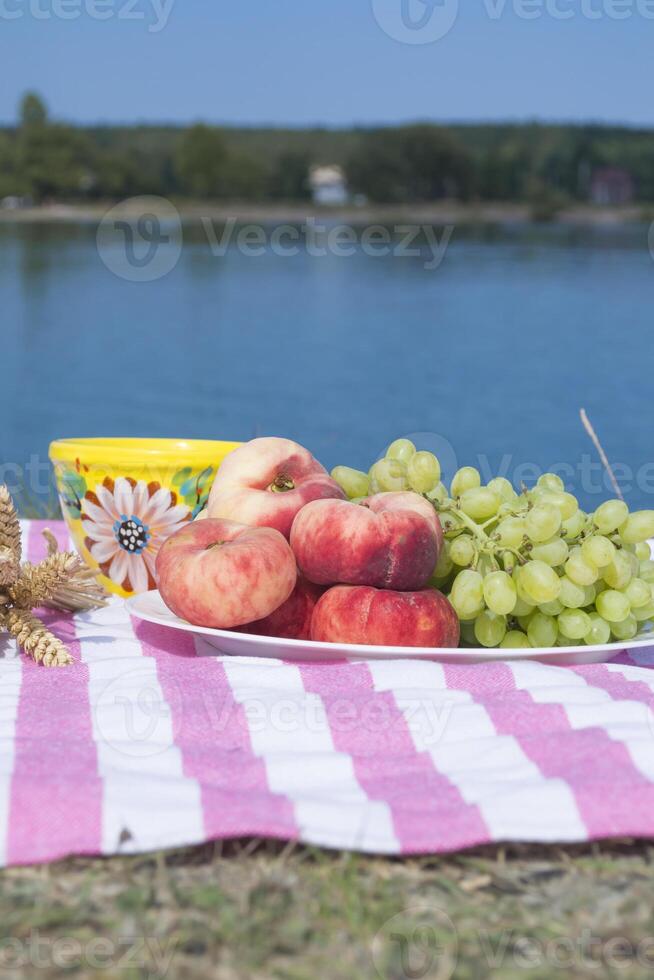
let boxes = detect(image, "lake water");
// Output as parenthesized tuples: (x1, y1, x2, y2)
(2, 219, 654, 511)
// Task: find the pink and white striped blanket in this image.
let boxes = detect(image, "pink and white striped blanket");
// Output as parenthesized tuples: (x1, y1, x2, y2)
(1, 520, 654, 867)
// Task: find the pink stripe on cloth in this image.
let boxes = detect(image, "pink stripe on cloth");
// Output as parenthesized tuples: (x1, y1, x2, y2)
(572, 664, 654, 710)
(24, 520, 70, 560)
(6, 523, 103, 866)
(299, 661, 489, 853)
(135, 622, 298, 843)
(444, 662, 654, 840)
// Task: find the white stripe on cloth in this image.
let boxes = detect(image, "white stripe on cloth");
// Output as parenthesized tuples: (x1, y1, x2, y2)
(0, 657, 22, 868)
(220, 657, 400, 853)
(0, 521, 28, 866)
(368, 660, 587, 842)
(74, 599, 205, 855)
(508, 661, 654, 783)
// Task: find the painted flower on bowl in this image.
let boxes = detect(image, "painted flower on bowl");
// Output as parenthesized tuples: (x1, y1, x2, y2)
(81, 476, 191, 594)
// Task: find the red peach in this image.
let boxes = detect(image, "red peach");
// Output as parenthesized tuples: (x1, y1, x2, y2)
(290, 492, 442, 591)
(156, 518, 297, 629)
(206, 437, 345, 539)
(311, 585, 460, 648)
(234, 577, 324, 640)
(361, 491, 444, 551)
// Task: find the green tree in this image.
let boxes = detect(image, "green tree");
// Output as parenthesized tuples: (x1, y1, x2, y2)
(20, 92, 48, 128)
(176, 124, 230, 198)
(348, 125, 473, 203)
(15, 91, 94, 201)
(0, 132, 19, 198)
(268, 151, 312, 200)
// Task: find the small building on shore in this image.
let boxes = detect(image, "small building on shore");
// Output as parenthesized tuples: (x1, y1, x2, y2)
(589, 168, 634, 206)
(309, 165, 348, 206)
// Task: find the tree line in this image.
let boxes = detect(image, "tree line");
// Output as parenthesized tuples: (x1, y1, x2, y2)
(2, 93, 654, 207)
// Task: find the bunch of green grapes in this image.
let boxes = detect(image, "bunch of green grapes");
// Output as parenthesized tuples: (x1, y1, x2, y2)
(331, 441, 654, 649)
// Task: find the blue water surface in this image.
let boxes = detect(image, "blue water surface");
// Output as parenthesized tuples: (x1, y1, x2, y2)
(1, 220, 653, 510)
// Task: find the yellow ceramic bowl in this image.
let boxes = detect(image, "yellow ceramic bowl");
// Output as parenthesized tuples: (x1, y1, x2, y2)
(49, 437, 241, 597)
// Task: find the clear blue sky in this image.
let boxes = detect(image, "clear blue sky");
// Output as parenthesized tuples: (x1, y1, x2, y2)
(0, 0, 650, 127)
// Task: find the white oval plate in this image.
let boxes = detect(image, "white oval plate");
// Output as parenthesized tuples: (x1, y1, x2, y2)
(126, 591, 654, 666)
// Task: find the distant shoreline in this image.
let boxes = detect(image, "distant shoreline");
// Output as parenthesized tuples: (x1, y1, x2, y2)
(0, 201, 650, 227)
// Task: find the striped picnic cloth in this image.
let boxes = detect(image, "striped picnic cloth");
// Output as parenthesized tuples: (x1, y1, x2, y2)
(1, 520, 654, 867)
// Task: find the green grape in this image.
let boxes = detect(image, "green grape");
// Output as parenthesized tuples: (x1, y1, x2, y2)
(501, 630, 532, 649)
(603, 551, 635, 589)
(386, 439, 416, 465)
(537, 489, 579, 521)
(450, 535, 476, 567)
(562, 509, 587, 541)
(407, 451, 441, 494)
(517, 611, 536, 632)
(557, 493, 579, 522)
(581, 534, 616, 568)
(626, 553, 643, 579)
(425, 482, 448, 505)
(439, 512, 460, 535)
(501, 551, 517, 575)
(525, 504, 562, 543)
(585, 613, 611, 646)
(483, 571, 517, 615)
(368, 459, 408, 493)
(627, 551, 640, 576)
(639, 560, 654, 584)
(537, 473, 565, 493)
(539, 598, 564, 616)
(527, 612, 558, 648)
(635, 542, 652, 560)
(602, 504, 632, 536)
(633, 601, 654, 623)
(507, 494, 529, 513)
(620, 511, 654, 545)
(487, 477, 516, 502)
(565, 551, 599, 587)
(451, 467, 481, 498)
(530, 536, 569, 567)
(459, 622, 477, 647)
(496, 517, 527, 549)
(596, 589, 631, 623)
(594, 499, 629, 535)
(582, 583, 598, 606)
(611, 614, 638, 641)
(624, 578, 652, 609)
(514, 568, 536, 606)
(331, 466, 370, 500)
(558, 608, 592, 640)
(460, 487, 501, 522)
(450, 569, 485, 620)
(474, 611, 507, 648)
(433, 540, 453, 579)
(512, 594, 536, 616)
(559, 576, 587, 609)
(519, 560, 562, 604)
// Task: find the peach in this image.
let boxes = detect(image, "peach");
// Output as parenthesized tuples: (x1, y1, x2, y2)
(311, 585, 460, 648)
(156, 518, 297, 629)
(206, 437, 345, 539)
(234, 576, 324, 640)
(290, 492, 442, 591)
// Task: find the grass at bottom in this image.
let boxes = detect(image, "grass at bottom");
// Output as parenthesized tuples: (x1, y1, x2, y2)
(1, 839, 654, 979)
